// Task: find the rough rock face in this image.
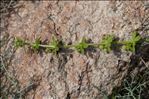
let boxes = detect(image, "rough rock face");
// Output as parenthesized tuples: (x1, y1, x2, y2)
(3, 1, 148, 99)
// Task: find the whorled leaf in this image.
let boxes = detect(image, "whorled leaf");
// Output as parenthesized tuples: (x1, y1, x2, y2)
(74, 37, 89, 54)
(14, 37, 26, 48)
(46, 36, 60, 54)
(31, 38, 41, 51)
(99, 35, 114, 53)
(122, 32, 141, 52)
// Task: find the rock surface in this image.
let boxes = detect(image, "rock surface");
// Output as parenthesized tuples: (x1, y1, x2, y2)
(2, 1, 149, 99)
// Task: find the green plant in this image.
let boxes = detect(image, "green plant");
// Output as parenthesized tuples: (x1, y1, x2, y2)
(14, 36, 61, 54)
(14, 37, 26, 48)
(13, 32, 146, 54)
(31, 38, 41, 51)
(45, 36, 60, 54)
(74, 37, 89, 54)
(122, 32, 141, 52)
(99, 35, 114, 53)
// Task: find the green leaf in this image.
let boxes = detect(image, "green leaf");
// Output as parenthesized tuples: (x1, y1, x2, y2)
(46, 36, 60, 54)
(74, 37, 89, 54)
(99, 35, 114, 53)
(14, 37, 26, 48)
(122, 32, 141, 52)
(31, 38, 41, 50)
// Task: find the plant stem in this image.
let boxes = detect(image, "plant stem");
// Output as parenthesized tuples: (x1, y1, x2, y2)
(24, 41, 56, 48)
(64, 44, 77, 49)
(88, 43, 99, 47)
(65, 43, 99, 48)
(39, 44, 56, 48)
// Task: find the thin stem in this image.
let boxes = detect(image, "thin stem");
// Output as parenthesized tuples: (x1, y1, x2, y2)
(65, 43, 99, 48)
(88, 43, 99, 47)
(24, 41, 56, 48)
(64, 44, 76, 48)
(113, 41, 124, 45)
(39, 44, 56, 48)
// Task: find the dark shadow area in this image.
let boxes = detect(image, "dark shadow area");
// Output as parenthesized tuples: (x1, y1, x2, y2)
(108, 38, 149, 99)
(85, 39, 98, 58)
(112, 37, 123, 57)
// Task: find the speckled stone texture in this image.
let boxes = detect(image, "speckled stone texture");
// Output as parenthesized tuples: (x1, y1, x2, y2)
(3, 1, 149, 99)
